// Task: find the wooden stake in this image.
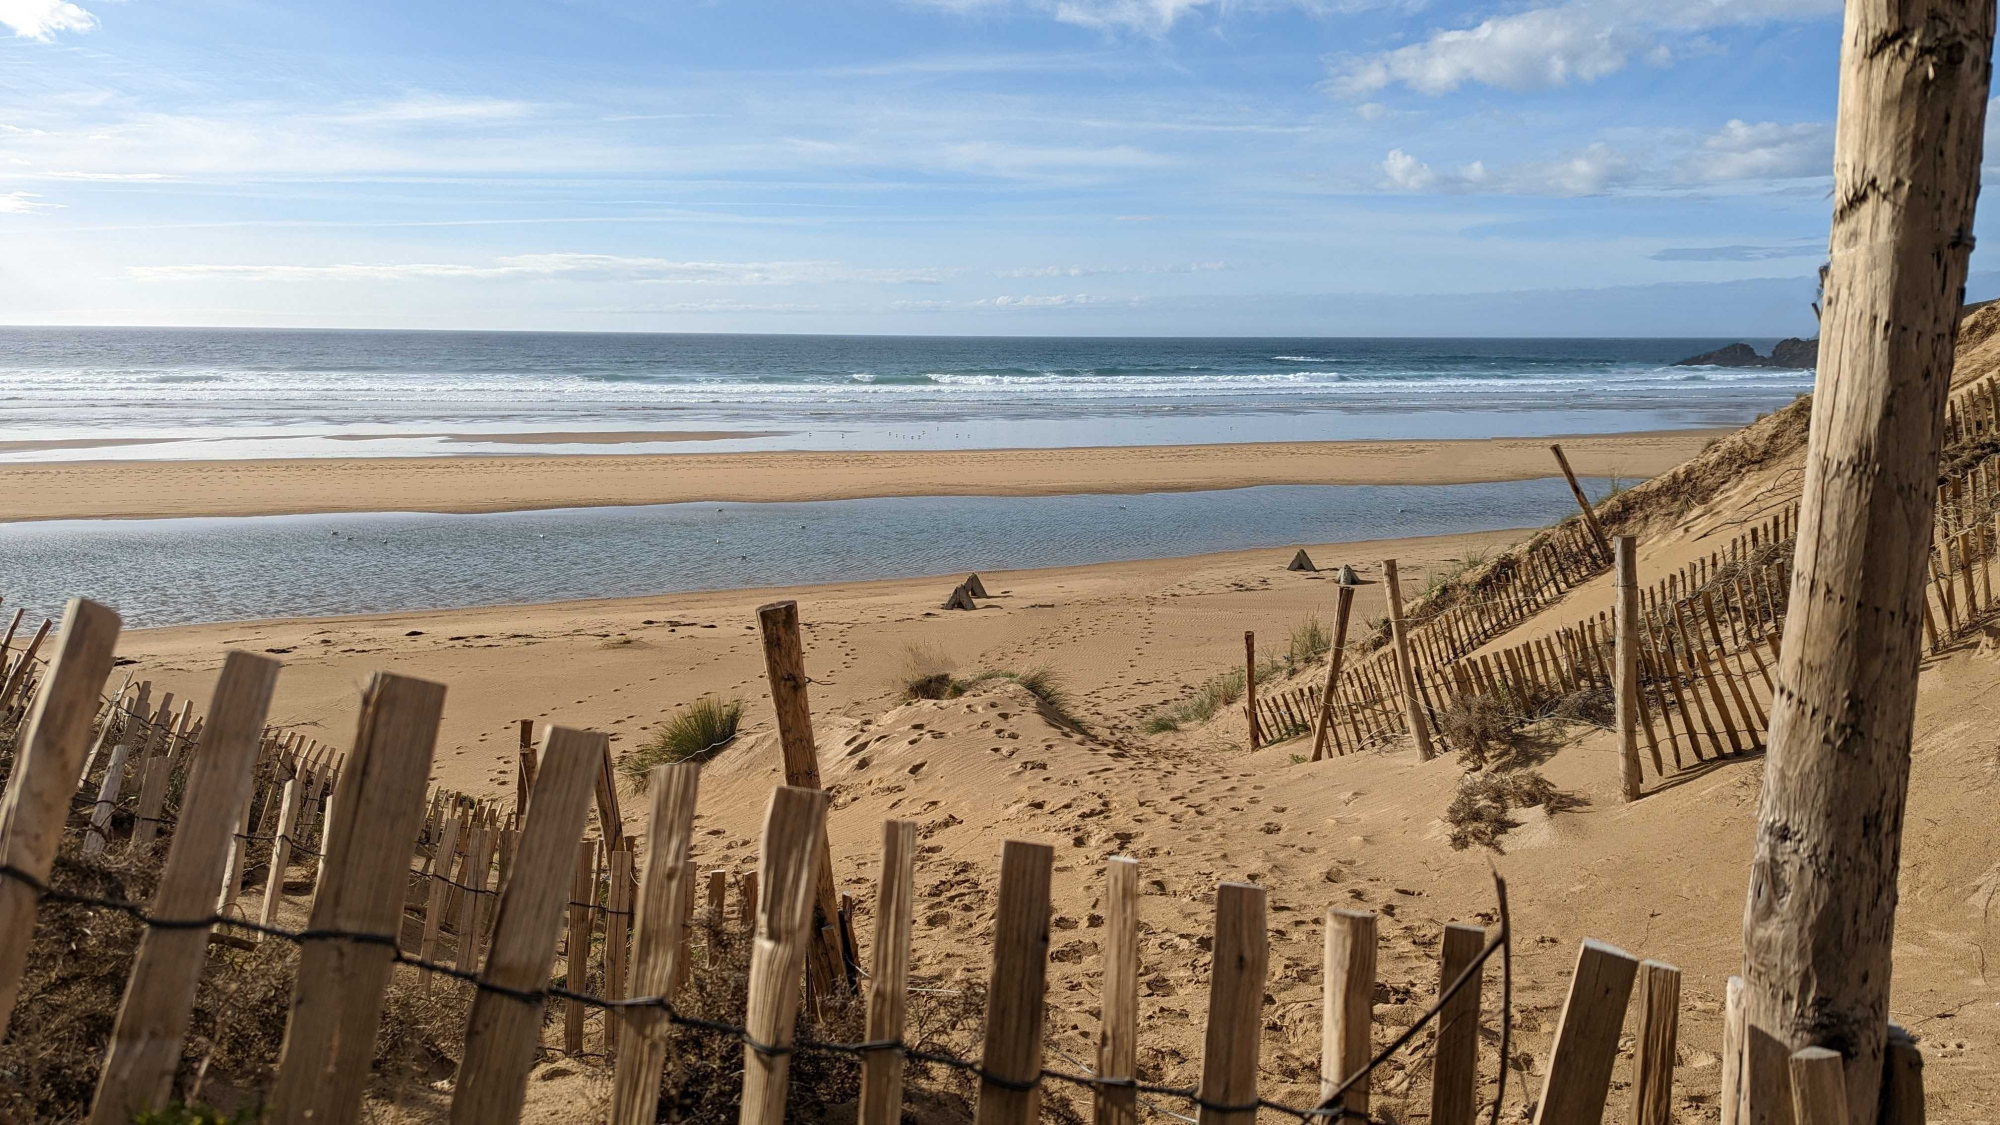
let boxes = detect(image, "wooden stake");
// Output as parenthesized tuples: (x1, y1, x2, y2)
(259, 778, 304, 933)
(269, 673, 445, 1125)
(1382, 560, 1434, 760)
(1629, 960, 1681, 1125)
(1310, 586, 1356, 761)
(859, 820, 918, 1125)
(1243, 630, 1261, 749)
(1786, 1046, 1849, 1125)
(1321, 908, 1376, 1117)
(1430, 923, 1485, 1125)
(417, 812, 464, 986)
(1551, 443, 1612, 563)
(756, 600, 852, 1002)
(565, 841, 591, 1056)
(608, 761, 700, 1125)
(973, 840, 1054, 1125)
(90, 653, 274, 1123)
(1094, 857, 1140, 1125)
(738, 786, 833, 1125)
(449, 727, 605, 1125)
(1196, 883, 1267, 1125)
(1615, 536, 1643, 800)
(1531, 940, 1638, 1125)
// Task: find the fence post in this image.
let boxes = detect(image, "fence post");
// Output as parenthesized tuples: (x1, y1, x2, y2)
(1629, 959, 1681, 1125)
(604, 846, 632, 1056)
(1382, 559, 1434, 760)
(1430, 923, 1485, 1125)
(1321, 908, 1375, 1116)
(455, 818, 493, 973)
(516, 718, 535, 816)
(418, 811, 464, 985)
(1310, 585, 1356, 761)
(608, 762, 700, 1124)
(1882, 1025, 1924, 1125)
(0, 600, 119, 1019)
(268, 673, 446, 1125)
(1095, 856, 1140, 1125)
(1550, 443, 1613, 563)
(1787, 1046, 1849, 1125)
(566, 841, 591, 1056)
(449, 727, 605, 1125)
(0, 617, 52, 713)
(973, 840, 1054, 1125)
(259, 778, 305, 933)
(1615, 536, 1643, 801)
(81, 741, 132, 857)
(756, 600, 853, 1004)
(89, 652, 280, 1123)
(1530, 939, 1639, 1125)
(859, 820, 917, 1125)
(1196, 883, 1268, 1125)
(1243, 630, 1261, 749)
(739, 785, 833, 1125)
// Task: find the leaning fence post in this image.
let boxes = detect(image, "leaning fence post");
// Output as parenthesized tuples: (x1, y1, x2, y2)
(739, 785, 833, 1125)
(1321, 908, 1376, 1116)
(1196, 883, 1268, 1125)
(858, 820, 917, 1125)
(973, 840, 1054, 1125)
(449, 726, 605, 1125)
(608, 761, 700, 1125)
(268, 673, 445, 1125)
(1550, 443, 1613, 563)
(81, 740, 133, 857)
(1530, 939, 1639, 1125)
(1310, 585, 1357, 761)
(259, 778, 305, 934)
(756, 600, 854, 1004)
(1430, 923, 1485, 1125)
(1094, 856, 1140, 1125)
(89, 652, 280, 1124)
(1629, 959, 1681, 1125)
(0, 599, 121, 1034)
(1382, 560, 1434, 760)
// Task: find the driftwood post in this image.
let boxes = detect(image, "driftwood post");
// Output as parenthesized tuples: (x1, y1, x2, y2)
(1549, 443, 1613, 563)
(608, 762, 699, 1125)
(1381, 559, 1434, 759)
(1738, 0, 1993, 1116)
(756, 600, 853, 1003)
(1615, 536, 1643, 801)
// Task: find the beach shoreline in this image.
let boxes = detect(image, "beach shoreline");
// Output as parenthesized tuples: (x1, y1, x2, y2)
(0, 428, 1721, 523)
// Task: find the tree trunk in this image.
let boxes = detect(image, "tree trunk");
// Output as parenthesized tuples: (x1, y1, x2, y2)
(1740, 0, 1992, 1119)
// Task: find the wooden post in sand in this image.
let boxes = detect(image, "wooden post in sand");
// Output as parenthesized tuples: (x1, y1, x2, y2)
(1309, 586, 1356, 762)
(1240, 624, 1256, 748)
(1381, 560, 1433, 760)
(1550, 444, 1612, 564)
(755, 600, 853, 1004)
(1615, 536, 1643, 802)
(1736, 0, 1992, 1115)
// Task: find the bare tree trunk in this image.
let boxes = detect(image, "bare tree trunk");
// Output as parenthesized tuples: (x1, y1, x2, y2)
(1740, 0, 1992, 1119)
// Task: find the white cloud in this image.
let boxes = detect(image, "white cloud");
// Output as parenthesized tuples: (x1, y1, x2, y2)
(127, 254, 958, 286)
(908, 0, 1378, 36)
(1328, 0, 1840, 97)
(994, 261, 1226, 277)
(1680, 119, 1832, 180)
(0, 0, 96, 40)
(892, 292, 1140, 310)
(1376, 142, 1637, 195)
(0, 190, 56, 213)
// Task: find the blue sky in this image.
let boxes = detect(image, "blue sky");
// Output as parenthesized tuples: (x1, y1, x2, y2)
(0, 0, 1951, 335)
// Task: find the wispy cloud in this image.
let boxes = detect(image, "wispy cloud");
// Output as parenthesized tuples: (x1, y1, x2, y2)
(0, 0, 97, 40)
(1326, 0, 1839, 97)
(994, 261, 1226, 277)
(1678, 119, 1832, 181)
(1377, 142, 1637, 196)
(892, 292, 1140, 310)
(1650, 244, 1821, 262)
(0, 190, 57, 213)
(126, 253, 959, 285)
(907, 0, 1374, 36)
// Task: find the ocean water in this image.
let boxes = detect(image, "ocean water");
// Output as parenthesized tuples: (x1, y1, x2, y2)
(0, 328, 1813, 460)
(0, 479, 1610, 627)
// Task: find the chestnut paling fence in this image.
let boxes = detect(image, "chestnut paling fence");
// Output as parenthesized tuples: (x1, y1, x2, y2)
(0, 594, 1773, 1125)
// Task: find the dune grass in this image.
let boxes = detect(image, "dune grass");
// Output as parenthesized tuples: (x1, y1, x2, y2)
(897, 646, 1088, 732)
(624, 697, 744, 786)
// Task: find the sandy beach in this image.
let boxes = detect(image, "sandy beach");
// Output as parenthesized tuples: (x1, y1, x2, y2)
(0, 428, 1721, 522)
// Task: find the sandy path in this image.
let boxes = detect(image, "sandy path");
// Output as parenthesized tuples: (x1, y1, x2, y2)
(0, 430, 1722, 522)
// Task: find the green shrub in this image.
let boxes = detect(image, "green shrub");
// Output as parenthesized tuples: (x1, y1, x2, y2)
(1288, 616, 1331, 667)
(624, 697, 744, 786)
(899, 643, 960, 700)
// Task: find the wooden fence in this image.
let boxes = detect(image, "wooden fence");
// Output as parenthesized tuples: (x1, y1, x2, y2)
(0, 595, 1774, 1125)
